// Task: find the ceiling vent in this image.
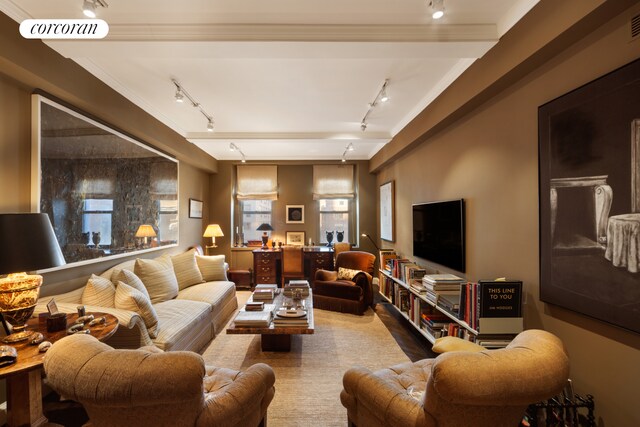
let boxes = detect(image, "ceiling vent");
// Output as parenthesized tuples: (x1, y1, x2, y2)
(632, 13, 640, 40)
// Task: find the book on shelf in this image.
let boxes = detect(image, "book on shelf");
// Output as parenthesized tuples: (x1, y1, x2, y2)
(233, 310, 272, 327)
(436, 293, 460, 315)
(477, 280, 523, 334)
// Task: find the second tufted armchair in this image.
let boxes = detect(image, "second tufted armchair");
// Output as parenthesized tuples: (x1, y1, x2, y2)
(44, 333, 275, 427)
(340, 329, 570, 427)
(313, 251, 375, 315)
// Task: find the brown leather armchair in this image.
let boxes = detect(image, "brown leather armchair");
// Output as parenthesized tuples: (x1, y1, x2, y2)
(313, 251, 375, 315)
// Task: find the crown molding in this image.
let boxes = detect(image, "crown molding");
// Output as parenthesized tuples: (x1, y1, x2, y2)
(106, 23, 498, 42)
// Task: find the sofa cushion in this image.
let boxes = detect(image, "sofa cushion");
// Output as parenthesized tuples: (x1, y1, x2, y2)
(134, 256, 179, 303)
(82, 274, 116, 307)
(195, 255, 227, 281)
(114, 281, 159, 339)
(153, 299, 212, 351)
(101, 260, 136, 282)
(171, 248, 205, 290)
(114, 269, 151, 301)
(177, 281, 236, 313)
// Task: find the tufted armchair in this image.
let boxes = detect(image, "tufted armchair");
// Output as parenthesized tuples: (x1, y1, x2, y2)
(340, 329, 570, 427)
(44, 333, 275, 427)
(313, 251, 375, 315)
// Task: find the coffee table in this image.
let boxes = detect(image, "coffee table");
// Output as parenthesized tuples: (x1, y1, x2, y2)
(226, 288, 314, 351)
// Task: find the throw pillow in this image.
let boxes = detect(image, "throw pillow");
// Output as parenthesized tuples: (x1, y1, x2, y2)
(114, 269, 151, 301)
(134, 255, 179, 303)
(431, 336, 486, 354)
(195, 254, 227, 281)
(171, 248, 205, 290)
(82, 274, 116, 307)
(338, 267, 362, 280)
(114, 281, 159, 338)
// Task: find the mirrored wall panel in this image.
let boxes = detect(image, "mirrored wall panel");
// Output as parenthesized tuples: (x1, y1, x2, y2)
(32, 95, 179, 267)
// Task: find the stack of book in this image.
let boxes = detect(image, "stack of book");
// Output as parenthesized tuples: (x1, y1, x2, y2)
(233, 309, 273, 328)
(253, 284, 278, 301)
(272, 308, 308, 327)
(422, 274, 464, 313)
(283, 280, 310, 297)
(245, 301, 264, 311)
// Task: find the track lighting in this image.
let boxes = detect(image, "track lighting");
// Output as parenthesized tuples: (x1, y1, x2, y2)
(430, 0, 445, 20)
(360, 79, 389, 132)
(229, 143, 247, 163)
(172, 79, 216, 132)
(82, 0, 108, 18)
(341, 143, 354, 162)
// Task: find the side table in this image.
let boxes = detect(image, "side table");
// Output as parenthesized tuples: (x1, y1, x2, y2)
(0, 312, 119, 427)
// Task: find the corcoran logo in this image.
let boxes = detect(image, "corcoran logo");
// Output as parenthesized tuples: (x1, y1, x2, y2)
(19, 19, 109, 39)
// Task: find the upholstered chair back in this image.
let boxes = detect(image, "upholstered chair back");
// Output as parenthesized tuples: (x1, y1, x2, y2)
(335, 251, 375, 275)
(341, 329, 570, 427)
(44, 334, 276, 427)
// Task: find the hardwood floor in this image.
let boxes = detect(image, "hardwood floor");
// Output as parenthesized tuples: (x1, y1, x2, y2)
(374, 298, 437, 362)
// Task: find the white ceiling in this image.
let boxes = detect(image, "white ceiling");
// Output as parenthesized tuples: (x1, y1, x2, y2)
(1, 0, 539, 161)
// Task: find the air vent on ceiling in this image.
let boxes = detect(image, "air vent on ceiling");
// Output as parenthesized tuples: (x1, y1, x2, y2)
(632, 13, 640, 40)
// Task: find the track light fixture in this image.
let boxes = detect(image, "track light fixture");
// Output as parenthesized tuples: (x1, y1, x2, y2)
(82, 0, 108, 18)
(341, 143, 354, 162)
(430, 0, 445, 20)
(229, 143, 246, 163)
(172, 79, 215, 133)
(360, 79, 389, 132)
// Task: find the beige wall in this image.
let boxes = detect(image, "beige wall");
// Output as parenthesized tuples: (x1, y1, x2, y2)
(0, 17, 213, 294)
(209, 161, 378, 261)
(375, 3, 640, 426)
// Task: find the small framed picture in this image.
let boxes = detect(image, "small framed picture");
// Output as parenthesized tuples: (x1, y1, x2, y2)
(189, 198, 203, 219)
(286, 231, 305, 246)
(286, 205, 304, 224)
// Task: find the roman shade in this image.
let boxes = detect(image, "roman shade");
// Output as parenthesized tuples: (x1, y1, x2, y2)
(236, 165, 278, 200)
(312, 165, 355, 200)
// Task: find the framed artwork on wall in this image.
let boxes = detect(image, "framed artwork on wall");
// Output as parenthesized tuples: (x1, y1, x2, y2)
(286, 205, 304, 224)
(380, 181, 394, 241)
(539, 57, 640, 334)
(286, 231, 305, 246)
(189, 199, 203, 219)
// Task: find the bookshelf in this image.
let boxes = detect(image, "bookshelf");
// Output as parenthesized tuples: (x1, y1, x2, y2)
(379, 267, 522, 347)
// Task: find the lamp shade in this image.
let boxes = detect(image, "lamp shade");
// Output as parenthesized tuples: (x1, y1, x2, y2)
(135, 224, 157, 238)
(0, 213, 65, 274)
(203, 224, 224, 238)
(256, 223, 274, 231)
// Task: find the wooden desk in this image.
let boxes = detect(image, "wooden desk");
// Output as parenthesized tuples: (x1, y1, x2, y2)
(252, 247, 334, 286)
(0, 312, 118, 427)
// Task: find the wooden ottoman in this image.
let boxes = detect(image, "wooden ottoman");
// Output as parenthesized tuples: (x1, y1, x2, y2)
(228, 269, 252, 289)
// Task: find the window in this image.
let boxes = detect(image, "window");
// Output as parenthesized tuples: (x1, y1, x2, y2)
(319, 199, 350, 244)
(241, 200, 272, 242)
(158, 200, 178, 244)
(82, 199, 113, 246)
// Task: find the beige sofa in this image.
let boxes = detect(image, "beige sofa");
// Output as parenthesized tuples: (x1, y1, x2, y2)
(35, 248, 238, 352)
(44, 333, 275, 427)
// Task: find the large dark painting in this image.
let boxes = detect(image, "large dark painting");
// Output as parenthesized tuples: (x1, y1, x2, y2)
(539, 57, 640, 334)
(33, 95, 179, 268)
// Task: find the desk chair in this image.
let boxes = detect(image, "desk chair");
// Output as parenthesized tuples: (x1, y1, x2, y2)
(281, 245, 305, 286)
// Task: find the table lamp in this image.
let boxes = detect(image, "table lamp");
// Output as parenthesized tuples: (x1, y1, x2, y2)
(135, 224, 156, 248)
(0, 213, 65, 343)
(203, 224, 224, 255)
(257, 223, 274, 249)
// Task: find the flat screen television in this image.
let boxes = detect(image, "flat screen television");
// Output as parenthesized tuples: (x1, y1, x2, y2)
(412, 199, 465, 272)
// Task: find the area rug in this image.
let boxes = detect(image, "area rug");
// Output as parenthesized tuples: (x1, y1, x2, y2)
(201, 291, 410, 426)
